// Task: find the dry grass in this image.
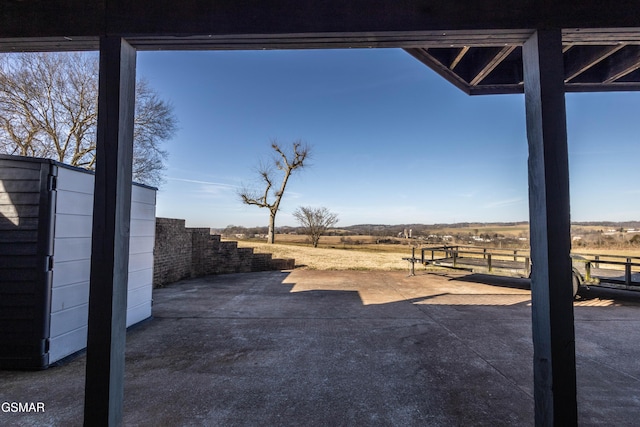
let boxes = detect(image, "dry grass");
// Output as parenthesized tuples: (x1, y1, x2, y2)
(269, 234, 380, 245)
(231, 234, 640, 272)
(431, 224, 530, 237)
(572, 248, 640, 258)
(233, 239, 415, 271)
(572, 248, 640, 272)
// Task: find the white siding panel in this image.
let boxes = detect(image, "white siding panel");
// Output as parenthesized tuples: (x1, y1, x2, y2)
(128, 268, 152, 290)
(56, 168, 94, 194)
(51, 282, 89, 313)
(132, 185, 156, 205)
(54, 213, 93, 238)
(130, 201, 155, 220)
(126, 302, 152, 327)
(52, 259, 90, 288)
(47, 167, 155, 364)
(128, 252, 153, 272)
(130, 219, 155, 237)
(127, 285, 152, 309)
(55, 190, 94, 215)
(49, 303, 88, 338)
(53, 237, 91, 262)
(129, 236, 155, 255)
(48, 326, 88, 362)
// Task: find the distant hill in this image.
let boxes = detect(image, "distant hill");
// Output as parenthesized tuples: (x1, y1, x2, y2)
(572, 221, 640, 228)
(215, 221, 639, 237)
(340, 222, 530, 236)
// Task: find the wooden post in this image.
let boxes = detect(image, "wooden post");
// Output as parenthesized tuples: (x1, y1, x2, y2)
(410, 247, 415, 276)
(585, 262, 591, 282)
(487, 253, 492, 272)
(523, 29, 578, 426)
(84, 37, 137, 427)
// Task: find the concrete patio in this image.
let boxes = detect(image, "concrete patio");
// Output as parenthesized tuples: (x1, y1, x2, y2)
(2, 269, 640, 426)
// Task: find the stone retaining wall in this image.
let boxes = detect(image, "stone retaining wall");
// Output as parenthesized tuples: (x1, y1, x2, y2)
(153, 217, 295, 287)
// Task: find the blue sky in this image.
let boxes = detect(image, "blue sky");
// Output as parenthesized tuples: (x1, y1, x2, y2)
(136, 49, 640, 228)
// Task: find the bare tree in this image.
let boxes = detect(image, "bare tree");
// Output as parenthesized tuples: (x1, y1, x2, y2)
(239, 140, 310, 244)
(293, 206, 339, 248)
(0, 52, 177, 186)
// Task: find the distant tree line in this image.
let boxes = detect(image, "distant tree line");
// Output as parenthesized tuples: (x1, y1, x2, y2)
(218, 224, 341, 238)
(573, 221, 640, 229)
(215, 221, 640, 250)
(220, 225, 270, 237)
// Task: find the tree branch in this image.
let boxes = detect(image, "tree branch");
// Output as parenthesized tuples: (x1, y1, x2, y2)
(239, 139, 312, 243)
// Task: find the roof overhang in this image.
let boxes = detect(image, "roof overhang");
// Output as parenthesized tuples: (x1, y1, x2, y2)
(3, 29, 640, 95)
(2, 2, 640, 95)
(405, 29, 640, 95)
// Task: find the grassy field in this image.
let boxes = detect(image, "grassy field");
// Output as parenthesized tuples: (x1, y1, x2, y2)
(233, 238, 415, 271)
(427, 223, 530, 237)
(572, 248, 640, 259)
(232, 233, 640, 272)
(243, 234, 419, 253)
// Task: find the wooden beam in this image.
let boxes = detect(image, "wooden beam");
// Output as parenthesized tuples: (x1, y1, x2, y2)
(469, 45, 517, 86)
(565, 81, 640, 91)
(564, 44, 626, 82)
(0, 36, 99, 52)
(523, 29, 577, 426)
(404, 48, 471, 94)
(469, 83, 524, 95)
(563, 28, 640, 44)
(0, 0, 103, 39)
(84, 37, 136, 426)
(2, 2, 640, 42)
(450, 46, 470, 69)
(603, 45, 640, 82)
(0, 29, 535, 53)
(127, 30, 535, 51)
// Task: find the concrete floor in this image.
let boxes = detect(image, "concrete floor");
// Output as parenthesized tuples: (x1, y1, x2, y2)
(2, 269, 640, 426)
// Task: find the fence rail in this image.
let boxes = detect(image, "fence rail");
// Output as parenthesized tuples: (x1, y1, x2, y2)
(571, 256, 640, 287)
(418, 245, 640, 289)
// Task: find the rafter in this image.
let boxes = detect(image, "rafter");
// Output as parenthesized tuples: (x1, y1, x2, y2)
(404, 48, 471, 94)
(469, 45, 517, 86)
(450, 46, 470, 69)
(564, 44, 626, 82)
(604, 45, 640, 82)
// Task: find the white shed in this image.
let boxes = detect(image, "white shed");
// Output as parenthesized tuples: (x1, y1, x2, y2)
(0, 154, 156, 369)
